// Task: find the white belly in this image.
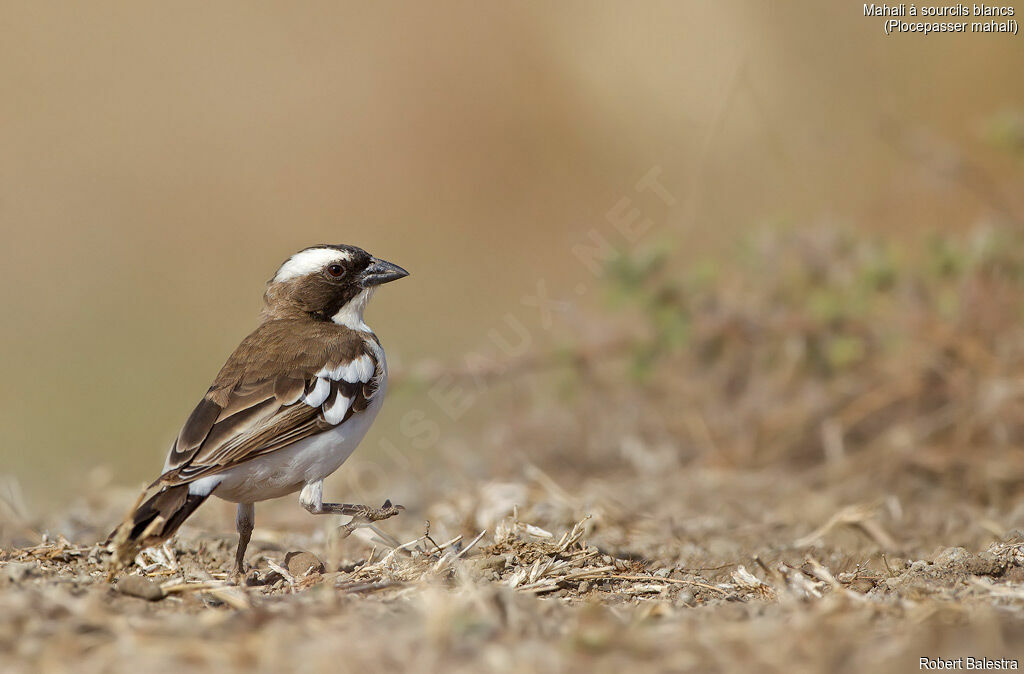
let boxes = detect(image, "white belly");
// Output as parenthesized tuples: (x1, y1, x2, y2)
(199, 354, 387, 504)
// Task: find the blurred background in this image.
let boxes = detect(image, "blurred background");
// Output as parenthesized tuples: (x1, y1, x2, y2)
(5, 4, 1024, 672)
(0, 1, 1022, 508)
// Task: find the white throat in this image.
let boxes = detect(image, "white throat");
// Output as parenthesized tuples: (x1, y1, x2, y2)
(332, 288, 374, 331)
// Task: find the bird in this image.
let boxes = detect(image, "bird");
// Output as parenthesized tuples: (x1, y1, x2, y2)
(110, 244, 409, 578)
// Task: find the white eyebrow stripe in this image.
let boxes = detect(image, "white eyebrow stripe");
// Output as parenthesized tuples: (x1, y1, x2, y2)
(323, 393, 353, 424)
(301, 377, 331, 407)
(273, 248, 351, 282)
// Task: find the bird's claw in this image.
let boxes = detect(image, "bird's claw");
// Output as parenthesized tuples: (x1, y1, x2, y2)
(338, 499, 404, 538)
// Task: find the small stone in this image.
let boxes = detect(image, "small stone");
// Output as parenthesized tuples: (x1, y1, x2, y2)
(578, 581, 591, 593)
(613, 559, 627, 572)
(474, 555, 506, 571)
(285, 551, 325, 578)
(601, 555, 613, 565)
(675, 591, 695, 607)
(934, 547, 972, 569)
(116, 575, 165, 601)
(654, 568, 671, 578)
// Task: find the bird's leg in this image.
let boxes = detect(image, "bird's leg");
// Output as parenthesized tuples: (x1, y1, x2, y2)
(299, 481, 404, 537)
(233, 502, 254, 582)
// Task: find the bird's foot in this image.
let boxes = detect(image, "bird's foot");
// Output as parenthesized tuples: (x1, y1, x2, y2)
(345, 499, 405, 521)
(230, 567, 262, 587)
(338, 499, 404, 537)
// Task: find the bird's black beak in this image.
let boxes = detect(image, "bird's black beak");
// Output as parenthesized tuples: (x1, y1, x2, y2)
(360, 257, 410, 288)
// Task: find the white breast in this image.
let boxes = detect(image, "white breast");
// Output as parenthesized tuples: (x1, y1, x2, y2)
(209, 340, 388, 504)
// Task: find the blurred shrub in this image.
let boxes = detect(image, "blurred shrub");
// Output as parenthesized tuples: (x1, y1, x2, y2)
(980, 110, 1024, 158)
(588, 224, 1024, 481)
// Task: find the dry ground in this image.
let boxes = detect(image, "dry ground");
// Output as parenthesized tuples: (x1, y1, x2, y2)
(4, 228, 1024, 673)
(3, 461, 1024, 674)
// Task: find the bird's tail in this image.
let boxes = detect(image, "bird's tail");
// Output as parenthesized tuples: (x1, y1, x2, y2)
(107, 483, 210, 571)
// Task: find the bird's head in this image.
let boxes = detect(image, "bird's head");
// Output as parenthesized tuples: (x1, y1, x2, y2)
(263, 244, 409, 327)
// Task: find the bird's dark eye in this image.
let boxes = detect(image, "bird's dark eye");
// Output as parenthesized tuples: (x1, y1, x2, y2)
(326, 264, 345, 279)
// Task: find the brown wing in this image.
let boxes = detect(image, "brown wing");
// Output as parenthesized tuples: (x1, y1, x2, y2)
(154, 319, 382, 487)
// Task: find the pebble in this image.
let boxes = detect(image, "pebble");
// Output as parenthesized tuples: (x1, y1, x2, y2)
(933, 547, 971, 568)
(116, 575, 165, 601)
(578, 581, 591, 593)
(285, 551, 326, 578)
(932, 547, 1000, 575)
(675, 591, 695, 607)
(475, 555, 507, 571)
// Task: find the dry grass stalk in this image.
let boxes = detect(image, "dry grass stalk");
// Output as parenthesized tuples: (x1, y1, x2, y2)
(794, 503, 897, 550)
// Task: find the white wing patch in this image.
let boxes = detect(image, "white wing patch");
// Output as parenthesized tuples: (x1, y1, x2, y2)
(324, 394, 354, 424)
(301, 377, 331, 407)
(328, 354, 375, 383)
(302, 354, 378, 424)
